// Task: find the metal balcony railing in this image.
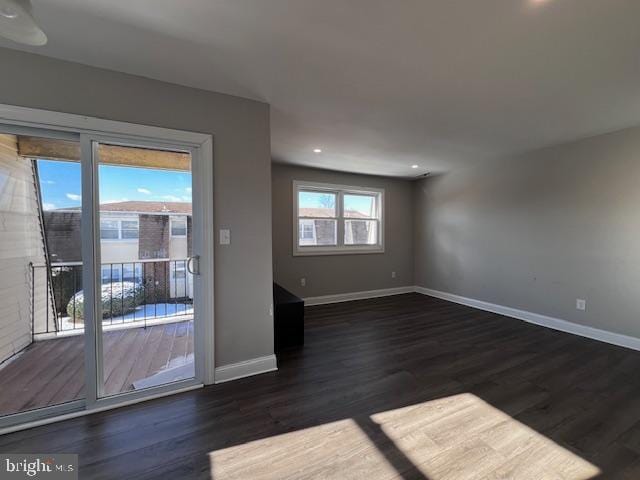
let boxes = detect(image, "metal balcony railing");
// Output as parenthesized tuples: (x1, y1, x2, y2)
(30, 259, 194, 337)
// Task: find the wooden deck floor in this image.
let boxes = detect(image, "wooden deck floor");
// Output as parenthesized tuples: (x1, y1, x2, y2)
(0, 320, 193, 417)
(2, 293, 640, 479)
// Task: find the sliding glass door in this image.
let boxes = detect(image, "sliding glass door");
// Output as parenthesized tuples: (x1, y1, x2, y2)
(0, 112, 211, 430)
(92, 140, 197, 398)
(0, 128, 86, 419)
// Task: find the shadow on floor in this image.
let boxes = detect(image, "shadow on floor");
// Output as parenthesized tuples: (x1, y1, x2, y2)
(1, 293, 639, 479)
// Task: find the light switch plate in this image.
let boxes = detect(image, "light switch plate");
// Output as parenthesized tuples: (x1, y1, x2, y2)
(219, 229, 231, 245)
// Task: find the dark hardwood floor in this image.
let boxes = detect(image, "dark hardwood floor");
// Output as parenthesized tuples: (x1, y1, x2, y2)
(1, 293, 640, 479)
(0, 320, 194, 416)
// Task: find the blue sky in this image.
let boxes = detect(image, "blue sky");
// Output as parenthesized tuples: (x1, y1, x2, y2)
(37, 160, 192, 210)
(299, 191, 375, 216)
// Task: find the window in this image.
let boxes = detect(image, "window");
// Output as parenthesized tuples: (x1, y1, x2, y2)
(100, 219, 119, 240)
(100, 217, 139, 241)
(121, 220, 139, 239)
(293, 181, 384, 255)
(171, 217, 188, 237)
(299, 221, 316, 244)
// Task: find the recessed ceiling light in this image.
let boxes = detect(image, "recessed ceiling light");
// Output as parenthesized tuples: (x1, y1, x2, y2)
(411, 165, 419, 169)
(0, 0, 47, 46)
(313, 148, 322, 153)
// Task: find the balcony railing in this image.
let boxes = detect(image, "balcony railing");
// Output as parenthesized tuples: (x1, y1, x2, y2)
(30, 259, 194, 337)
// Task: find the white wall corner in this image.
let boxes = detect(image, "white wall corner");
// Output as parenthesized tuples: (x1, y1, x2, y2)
(214, 354, 278, 384)
(303, 286, 414, 306)
(413, 286, 640, 352)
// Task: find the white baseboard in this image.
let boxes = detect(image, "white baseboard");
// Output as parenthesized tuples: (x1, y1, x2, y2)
(414, 286, 640, 352)
(214, 354, 278, 384)
(304, 286, 415, 306)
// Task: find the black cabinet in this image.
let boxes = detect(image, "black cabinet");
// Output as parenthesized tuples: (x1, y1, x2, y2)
(273, 283, 304, 352)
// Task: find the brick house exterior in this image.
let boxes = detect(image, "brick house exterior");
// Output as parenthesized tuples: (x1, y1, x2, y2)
(43, 201, 193, 304)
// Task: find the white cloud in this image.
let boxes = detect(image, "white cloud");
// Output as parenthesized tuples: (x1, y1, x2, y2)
(137, 188, 151, 195)
(162, 195, 182, 202)
(66, 193, 81, 201)
(43, 180, 56, 185)
(181, 196, 191, 202)
(185, 187, 192, 193)
(42, 203, 56, 210)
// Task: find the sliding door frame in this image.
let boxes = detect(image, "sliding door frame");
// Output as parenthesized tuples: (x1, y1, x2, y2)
(0, 104, 215, 433)
(83, 133, 209, 405)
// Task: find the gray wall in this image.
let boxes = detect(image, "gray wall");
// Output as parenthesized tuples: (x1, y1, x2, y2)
(272, 164, 414, 298)
(414, 125, 640, 339)
(0, 48, 273, 367)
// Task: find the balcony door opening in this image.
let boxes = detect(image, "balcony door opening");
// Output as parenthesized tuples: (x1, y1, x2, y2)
(0, 131, 85, 418)
(95, 142, 196, 396)
(0, 107, 212, 431)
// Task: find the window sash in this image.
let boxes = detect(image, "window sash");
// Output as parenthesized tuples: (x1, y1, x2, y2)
(297, 218, 337, 246)
(294, 182, 383, 254)
(344, 218, 380, 246)
(100, 218, 139, 240)
(171, 217, 188, 237)
(343, 193, 378, 220)
(297, 190, 337, 219)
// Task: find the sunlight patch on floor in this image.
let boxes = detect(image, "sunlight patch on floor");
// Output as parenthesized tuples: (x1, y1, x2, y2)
(371, 393, 600, 480)
(209, 418, 400, 480)
(208, 393, 601, 480)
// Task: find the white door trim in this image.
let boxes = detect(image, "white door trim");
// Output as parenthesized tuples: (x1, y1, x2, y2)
(0, 104, 209, 146)
(0, 103, 215, 430)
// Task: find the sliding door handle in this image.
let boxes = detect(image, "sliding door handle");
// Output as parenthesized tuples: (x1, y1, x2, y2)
(186, 255, 200, 275)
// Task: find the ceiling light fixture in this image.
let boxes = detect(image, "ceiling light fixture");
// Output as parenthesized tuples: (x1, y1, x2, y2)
(411, 165, 419, 169)
(313, 148, 322, 153)
(0, 0, 46, 46)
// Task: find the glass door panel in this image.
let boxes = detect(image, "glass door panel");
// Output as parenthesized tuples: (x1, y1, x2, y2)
(94, 142, 196, 397)
(0, 131, 85, 417)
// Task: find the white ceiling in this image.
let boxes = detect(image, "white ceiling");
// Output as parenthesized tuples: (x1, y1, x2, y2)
(3, 0, 640, 177)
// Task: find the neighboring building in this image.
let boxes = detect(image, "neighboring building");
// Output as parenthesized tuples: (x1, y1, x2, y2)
(43, 201, 193, 300)
(298, 207, 374, 246)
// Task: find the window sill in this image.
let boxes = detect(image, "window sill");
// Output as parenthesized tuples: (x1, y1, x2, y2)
(293, 247, 385, 257)
(100, 239, 139, 243)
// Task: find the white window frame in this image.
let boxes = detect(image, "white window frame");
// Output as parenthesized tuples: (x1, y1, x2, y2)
(293, 180, 384, 256)
(0, 103, 215, 434)
(170, 216, 188, 238)
(99, 216, 139, 242)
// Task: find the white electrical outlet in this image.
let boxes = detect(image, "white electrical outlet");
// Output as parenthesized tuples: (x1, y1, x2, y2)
(219, 229, 231, 245)
(301, 277, 306, 287)
(576, 299, 586, 311)
(391, 271, 396, 279)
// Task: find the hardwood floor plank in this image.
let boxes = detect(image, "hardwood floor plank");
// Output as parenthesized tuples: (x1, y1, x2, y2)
(1, 293, 639, 479)
(0, 321, 193, 414)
